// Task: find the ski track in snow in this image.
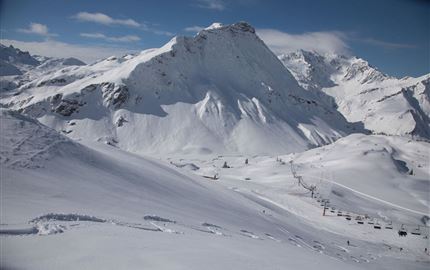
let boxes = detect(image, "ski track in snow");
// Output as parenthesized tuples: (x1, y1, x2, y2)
(0, 212, 375, 264)
(301, 173, 429, 216)
(0, 213, 265, 241)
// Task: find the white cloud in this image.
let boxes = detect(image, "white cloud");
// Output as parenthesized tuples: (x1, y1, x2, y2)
(1, 39, 138, 64)
(72, 12, 173, 36)
(256, 29, 350, 55)
(80, 33, 141, 42)
(184, 26, 205, 32)
(73, 12, 140, 27)
(18, 23, 57, 37)
(140, 25, 174, 36)
(195, 0, 225, 10)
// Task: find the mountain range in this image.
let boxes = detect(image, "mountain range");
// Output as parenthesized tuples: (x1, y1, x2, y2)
(2, 22, 428, 156)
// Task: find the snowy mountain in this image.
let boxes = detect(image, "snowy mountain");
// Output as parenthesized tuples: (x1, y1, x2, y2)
(0, 44, 86, 75)
(0, 44, 86, 93)
(0, 44, 40, 75)
(279, 50, 430, 139)
(1, 21, 429, 270)
(1, 22, 359, 155)
(0, 44, 40, 67)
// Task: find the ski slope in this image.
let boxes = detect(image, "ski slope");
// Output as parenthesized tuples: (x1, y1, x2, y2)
(1, 110, 428, 269)
(165, 134, 430, 269)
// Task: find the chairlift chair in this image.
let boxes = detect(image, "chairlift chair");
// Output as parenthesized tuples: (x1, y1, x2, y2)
(374, 223, 381, 229)
(385, 222, 393, 229)
(398, 225, 407, 237)
(411, 226, 421, 235)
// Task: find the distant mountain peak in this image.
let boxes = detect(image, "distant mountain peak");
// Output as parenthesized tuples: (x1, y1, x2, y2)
(201, 21, 255, 34)
(279, 49, 430, 139)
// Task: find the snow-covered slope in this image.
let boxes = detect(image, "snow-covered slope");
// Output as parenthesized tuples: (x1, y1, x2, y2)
(1, 109, 428, 270)
(1, 23, 359, 156)
(279, 50, 430, 139)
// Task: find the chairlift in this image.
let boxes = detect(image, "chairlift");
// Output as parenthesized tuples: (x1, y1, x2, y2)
(337, 211, 343, 216)
(374, 223, 381, 229)
(398, 224, 407, 237)
(385, 221, 393, 229)
(356, 216, 364, 224)
(411, 226, 421, 235)
(368, 220, 374, 225)
(345, 214, 351, 221)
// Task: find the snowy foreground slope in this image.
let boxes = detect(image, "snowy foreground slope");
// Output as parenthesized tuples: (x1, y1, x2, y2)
(279, 50, 430, 139)
(1, 23, 359, 155)
(1, 109, 429, 270)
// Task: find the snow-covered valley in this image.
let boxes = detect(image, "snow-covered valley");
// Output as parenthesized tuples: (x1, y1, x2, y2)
(1, 21, 429, 270)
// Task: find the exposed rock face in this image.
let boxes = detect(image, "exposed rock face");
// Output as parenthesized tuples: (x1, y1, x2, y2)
(54, 99, 82, 117)
(100, 83, 129, 109)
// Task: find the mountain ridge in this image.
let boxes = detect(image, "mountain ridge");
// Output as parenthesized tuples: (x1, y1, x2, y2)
(1, 22, 359, 155)
(1, 22, 428, 154)
(279, 49, 430, 139)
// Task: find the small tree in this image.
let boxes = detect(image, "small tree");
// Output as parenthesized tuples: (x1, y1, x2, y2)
(222, 161, 229, 168)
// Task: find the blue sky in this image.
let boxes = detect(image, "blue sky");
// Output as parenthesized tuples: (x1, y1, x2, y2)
(1, 0, 428, 77)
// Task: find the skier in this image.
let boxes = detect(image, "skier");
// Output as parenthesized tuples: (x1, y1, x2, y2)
(347, 240, 350, 246)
